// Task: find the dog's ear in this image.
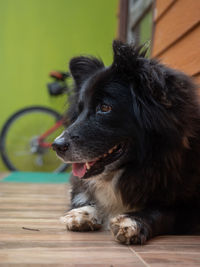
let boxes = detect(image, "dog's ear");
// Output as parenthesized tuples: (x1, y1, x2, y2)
(112, 41, 173, 107)
(69, 56, 104, 88)
(112, 40, 147, 75)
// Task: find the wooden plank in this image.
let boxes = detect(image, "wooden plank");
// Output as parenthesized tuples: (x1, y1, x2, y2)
(157, 24, 200, 76)
(0, 192, 67, 199)
(0, 247, 144, 265)
(0, 230, 112, 242)
(0, 203, 67, 210)
(154, 0, 176, 22)
(0, 180, 200, 265)
(137, 252, 200, 266)
(1, 192, 67, 200)
(131, 235, 200, 266)
(134, 244, 200, 254)
(0, 210, 63, 219)
(0, 195, 67, 202)
(132, 235, 200, 251)
(0, 182, 68, 194)
(0, 218, 63, 229)
(0, 181, 144, 266)
(0, 264, 123, 267)
(0, 240, 124, 249)
(153, 0, 200, 56)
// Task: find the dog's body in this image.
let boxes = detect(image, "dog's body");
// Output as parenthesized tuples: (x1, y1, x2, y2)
(53, 41, 200, 244)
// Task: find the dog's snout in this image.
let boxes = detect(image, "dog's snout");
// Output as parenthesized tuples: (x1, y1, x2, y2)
(52, 138, 69, 152)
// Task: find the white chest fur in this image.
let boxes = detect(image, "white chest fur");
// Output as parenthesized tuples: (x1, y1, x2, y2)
(87, 170, 127, 217)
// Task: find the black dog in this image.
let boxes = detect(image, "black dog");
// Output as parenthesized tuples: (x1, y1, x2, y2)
(52, 40, 200, 244)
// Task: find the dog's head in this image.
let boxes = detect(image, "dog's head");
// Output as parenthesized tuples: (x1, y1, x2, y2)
(52, 40, 198, 179)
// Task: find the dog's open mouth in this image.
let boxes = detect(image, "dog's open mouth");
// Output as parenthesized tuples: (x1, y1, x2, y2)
(72, 143, 125, 179)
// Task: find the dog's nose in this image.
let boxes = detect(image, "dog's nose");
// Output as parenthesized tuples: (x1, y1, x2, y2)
(52, 138, 69, 152)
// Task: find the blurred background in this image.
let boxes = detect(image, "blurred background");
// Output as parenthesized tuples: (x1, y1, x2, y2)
(0, 0, 199, 173)
(0, 0, 118, 171)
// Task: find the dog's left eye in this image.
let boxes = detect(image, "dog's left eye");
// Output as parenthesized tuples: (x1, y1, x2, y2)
(97, 104, 112, 113)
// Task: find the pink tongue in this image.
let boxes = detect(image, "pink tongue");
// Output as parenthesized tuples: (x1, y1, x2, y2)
(72, 163, 86, 178)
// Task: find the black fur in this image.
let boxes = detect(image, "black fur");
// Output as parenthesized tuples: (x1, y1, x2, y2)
(54, 40, 200, 244)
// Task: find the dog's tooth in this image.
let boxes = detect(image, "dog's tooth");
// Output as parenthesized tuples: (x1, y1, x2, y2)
(85, 162, 90, 170)
(109, 148, 113, 154)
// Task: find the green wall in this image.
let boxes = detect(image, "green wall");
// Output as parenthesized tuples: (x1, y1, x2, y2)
(0, 0, 118, 171)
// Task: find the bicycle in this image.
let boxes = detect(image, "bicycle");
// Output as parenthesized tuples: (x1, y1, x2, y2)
(0, 71, 71, 173)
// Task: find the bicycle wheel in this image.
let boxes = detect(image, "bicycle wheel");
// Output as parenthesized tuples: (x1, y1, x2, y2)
(0, 106, 69, 173)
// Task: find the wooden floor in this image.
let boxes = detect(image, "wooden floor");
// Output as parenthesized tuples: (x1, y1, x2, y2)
(0, 174, 200, 266)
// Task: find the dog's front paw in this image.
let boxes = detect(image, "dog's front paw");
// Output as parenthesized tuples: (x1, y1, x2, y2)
(60, 206, 101, 231)
(110, 215, 148, 245)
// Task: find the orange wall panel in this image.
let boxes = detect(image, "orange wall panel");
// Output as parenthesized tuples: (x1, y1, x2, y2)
(154, 0, 175, 21)
(153, 0, 200, 56)
(157, 24, 200, 76)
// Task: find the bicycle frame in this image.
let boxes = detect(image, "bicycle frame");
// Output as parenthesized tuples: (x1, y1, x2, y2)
(38, 118, 64, 148)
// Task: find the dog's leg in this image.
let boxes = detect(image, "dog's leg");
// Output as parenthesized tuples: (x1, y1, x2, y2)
(60, 205, 102, 231)
(60, 176, 102, 231)
(110, 209, 175, 244)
